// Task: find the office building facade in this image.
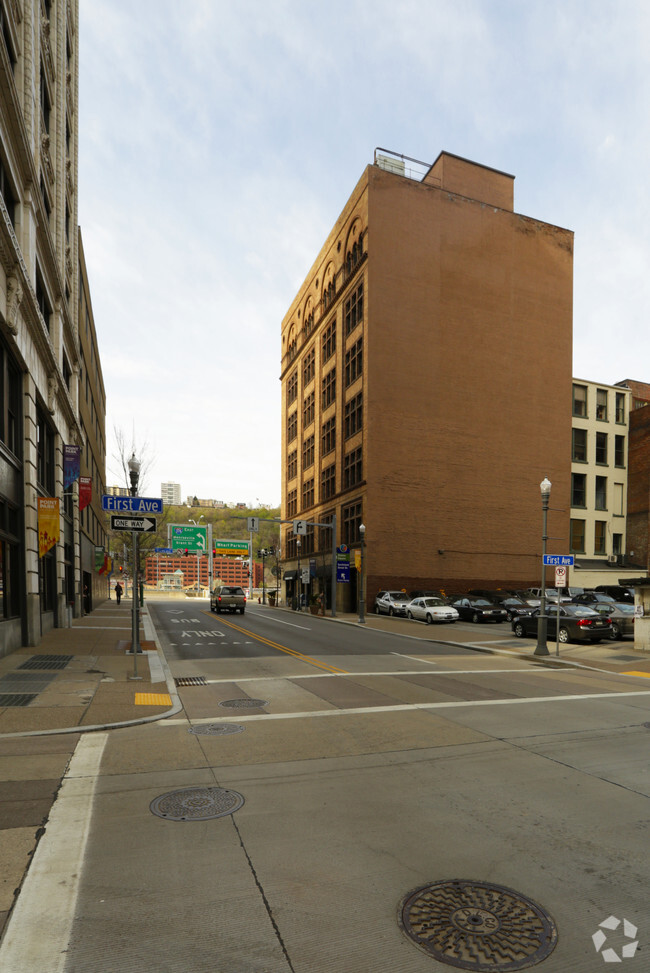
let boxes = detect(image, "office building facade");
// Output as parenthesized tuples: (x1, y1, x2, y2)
(0, 1, 106, 656)
(161, 481, 181, 506)
(280, 151, 574, 609)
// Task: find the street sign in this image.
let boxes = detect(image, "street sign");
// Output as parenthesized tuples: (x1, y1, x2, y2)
(247, 516, 259, 531)
(337, 560, 350, 583)
(301, 567, 310, 584)
(213, 539, 249, 556)
(543, 555, 574, 566)
(293, 519, 308, 535)
(555, 565, 567, 588)
(111, 516, 156, 533)
(170, 525, 207, 552)
(155, 547, 173, 554)
(102, 495, 163, 514)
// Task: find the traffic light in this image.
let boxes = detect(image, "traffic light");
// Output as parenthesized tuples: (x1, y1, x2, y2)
(184, 549, 189, 556)
(119, 565, 123, 573)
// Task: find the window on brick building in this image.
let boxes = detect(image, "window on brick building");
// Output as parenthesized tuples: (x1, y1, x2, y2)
(302, 478, 314, 509)
(287, 411, 297, 443)
(571, 473, 586, 508)
(343, 447, 362, 489)
(322, 416, 335, 456)
(572, 428, 587, 463)
(596, 388, 608, 421)
(303, 391, 315, 428)
(345, 338, 363, 388)
(594, 521, 606, 555)
(614, 435, 625, 467)
(570, 519, 585, 553)
(342, 500, 362, 546)
(287, 489, 297, 518)
(595, 432, 608, 465)
(303, 347, 315, 385)
(322, 320, 336, 364)
(287, 450, 297, 481)
(287, 371, 298, 406)
(615, 392, 626, 423)
(344, 282, 363, 337)
(322, 368, 336, 409)
(595, 476, 607, 510)
(302, 435, 314, 470)
(321, 463, 336, 501)
(572, 384, 587, 417)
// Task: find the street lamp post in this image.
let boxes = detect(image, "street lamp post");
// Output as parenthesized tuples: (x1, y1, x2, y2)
(358, 523, 366, 624)
(128, 453, 142, 677)
(535, 477, 552, 657)
(296, 537, 301, 611)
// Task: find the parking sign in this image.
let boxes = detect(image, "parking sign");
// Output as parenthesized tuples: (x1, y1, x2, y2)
(555, 565, 567, 588)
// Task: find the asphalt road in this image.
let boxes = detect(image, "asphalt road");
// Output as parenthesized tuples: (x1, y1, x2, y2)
(4, 600, 650, 972)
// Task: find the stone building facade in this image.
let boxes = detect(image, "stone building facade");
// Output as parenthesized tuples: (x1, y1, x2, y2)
(0, 1, 106, 656)
(280, 151, 574, 610)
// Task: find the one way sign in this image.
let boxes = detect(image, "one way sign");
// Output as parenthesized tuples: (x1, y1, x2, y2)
(111, 516, 157, 533)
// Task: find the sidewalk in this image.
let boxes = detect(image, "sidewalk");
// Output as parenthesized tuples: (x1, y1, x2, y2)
(0, 599, 181, 737)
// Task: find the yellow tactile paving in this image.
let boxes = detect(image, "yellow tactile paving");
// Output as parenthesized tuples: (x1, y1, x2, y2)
(621, 671, 650, 678)
(134, 693, 172, 706)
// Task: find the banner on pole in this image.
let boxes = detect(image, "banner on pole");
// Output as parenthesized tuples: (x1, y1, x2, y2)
(63, 444, 81, 490)
(38, 498, 60, 557)
(79, 477, 92, 511)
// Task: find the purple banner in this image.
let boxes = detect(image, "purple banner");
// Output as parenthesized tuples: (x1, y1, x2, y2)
(63, 444, 81, 490)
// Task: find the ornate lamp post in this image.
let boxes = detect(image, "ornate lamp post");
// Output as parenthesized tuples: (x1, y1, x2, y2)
(358, 523, 366, 624)
(534, 477, 552, 657)
(127, 453, 142, 675)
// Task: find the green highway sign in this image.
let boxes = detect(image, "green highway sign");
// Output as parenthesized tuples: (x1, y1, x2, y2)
(213, 539, 249, 556)
(170, 524, 208, 552)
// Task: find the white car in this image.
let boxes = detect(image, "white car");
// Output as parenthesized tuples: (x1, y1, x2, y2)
(407, 596, 459, 624)
(375, 590, 411, 616)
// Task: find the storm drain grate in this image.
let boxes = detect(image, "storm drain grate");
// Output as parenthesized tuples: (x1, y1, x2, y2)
(0, 672, 57, 693)
(150, 786, 245, 821)
(220, 698, 268, 709)
(189, 723, 245, 735)
(17, 654, 73, 671)
(399, 879, 557, 971)
(175, 676, 207, 687)
(0, 694, 38, 707)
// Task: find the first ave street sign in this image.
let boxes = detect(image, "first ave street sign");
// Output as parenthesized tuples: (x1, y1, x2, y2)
(102, 495, 163, 515)
(111, 516, 157, 533)
(543, 555, 574, 566)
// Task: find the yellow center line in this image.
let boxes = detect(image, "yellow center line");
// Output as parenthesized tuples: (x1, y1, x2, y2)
(201, 610, 347, 674)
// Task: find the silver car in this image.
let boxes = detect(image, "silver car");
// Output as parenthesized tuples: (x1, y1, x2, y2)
(375, 590, 411, 616)
(407, 597, 459, 624)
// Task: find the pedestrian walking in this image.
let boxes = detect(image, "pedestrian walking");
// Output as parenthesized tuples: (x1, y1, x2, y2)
(115, 581, 123, 605)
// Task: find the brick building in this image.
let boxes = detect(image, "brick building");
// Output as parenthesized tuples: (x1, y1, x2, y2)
(144, 555, 263, 590)
(619, 379, 650, 570)
(280, 150, 573, 610)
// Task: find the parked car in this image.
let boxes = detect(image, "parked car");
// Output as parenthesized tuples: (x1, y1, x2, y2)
(407, 597, 459, 624)
(594, 585, 635, 604)
(525, 587, 571, 603)
(210, 585, 246, 614)
(511, 604, 613, 643)
(591, 601, 635, 640)
(450, 596, 508, 624)
(468, 588, 515, 601)
(375, 590, 411, 616)
(497, 597, 537, 622)
(571, 591, 616, 606)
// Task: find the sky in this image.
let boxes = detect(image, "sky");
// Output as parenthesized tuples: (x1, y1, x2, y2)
(78, 1, 650, 505)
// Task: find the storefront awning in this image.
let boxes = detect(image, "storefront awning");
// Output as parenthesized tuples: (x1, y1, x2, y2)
(283, 570, 298, 581)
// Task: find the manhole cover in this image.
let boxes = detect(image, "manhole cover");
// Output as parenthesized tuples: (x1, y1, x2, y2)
(219, 698, 268, 709)
(150, 786, 244, 821)
(188, 723, 244, 735)
(399, 880, 557, 971)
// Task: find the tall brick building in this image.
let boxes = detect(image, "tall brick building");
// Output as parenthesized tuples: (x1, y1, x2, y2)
(280, 151, 573, 610)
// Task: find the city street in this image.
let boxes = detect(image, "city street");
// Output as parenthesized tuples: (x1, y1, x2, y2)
(2, 599, 649, 972)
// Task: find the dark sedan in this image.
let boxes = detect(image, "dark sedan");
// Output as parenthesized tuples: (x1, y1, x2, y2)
(450, 597, 508, 623)
(591, 601, 635, 640)
(512, 604, 613, 643)
(498, 597, 537, 622)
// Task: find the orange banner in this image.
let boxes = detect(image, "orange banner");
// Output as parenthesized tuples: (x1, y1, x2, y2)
(38, 498, 60, 557)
